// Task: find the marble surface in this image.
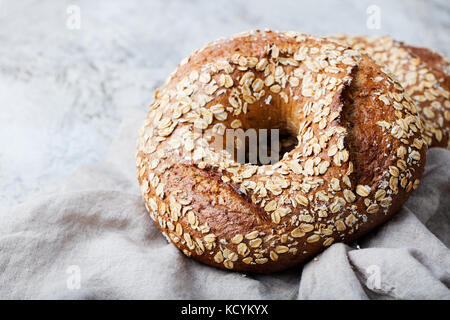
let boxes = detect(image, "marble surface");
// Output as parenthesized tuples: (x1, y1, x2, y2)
(1, 0, 449, 206)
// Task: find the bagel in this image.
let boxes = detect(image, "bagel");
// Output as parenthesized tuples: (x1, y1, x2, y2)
(136, 30, 426, 273)
(331, 35, 450, 149)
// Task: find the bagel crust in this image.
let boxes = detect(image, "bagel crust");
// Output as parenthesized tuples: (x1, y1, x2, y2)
(331, 35, 450, 149)
(136, 30, 426, 273)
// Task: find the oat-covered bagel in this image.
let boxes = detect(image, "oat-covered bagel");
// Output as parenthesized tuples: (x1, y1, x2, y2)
(331, 35, 450, 149)
(136, 30, 426, 273)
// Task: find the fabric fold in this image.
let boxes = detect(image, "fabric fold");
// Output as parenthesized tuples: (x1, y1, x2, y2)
(1, 110, 449, 299)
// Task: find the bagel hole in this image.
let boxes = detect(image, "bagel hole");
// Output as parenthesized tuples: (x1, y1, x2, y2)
(278, 132, 299, 162)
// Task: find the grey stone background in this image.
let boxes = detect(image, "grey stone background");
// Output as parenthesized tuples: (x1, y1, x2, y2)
(1, 0, 449, 207)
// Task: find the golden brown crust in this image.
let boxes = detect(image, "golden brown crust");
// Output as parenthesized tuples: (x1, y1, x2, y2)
(136, 30, 426, 273)
(331, 35, 450, 149)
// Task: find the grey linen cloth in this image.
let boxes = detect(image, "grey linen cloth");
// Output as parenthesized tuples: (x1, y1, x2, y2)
(1, 109, 449, 300)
